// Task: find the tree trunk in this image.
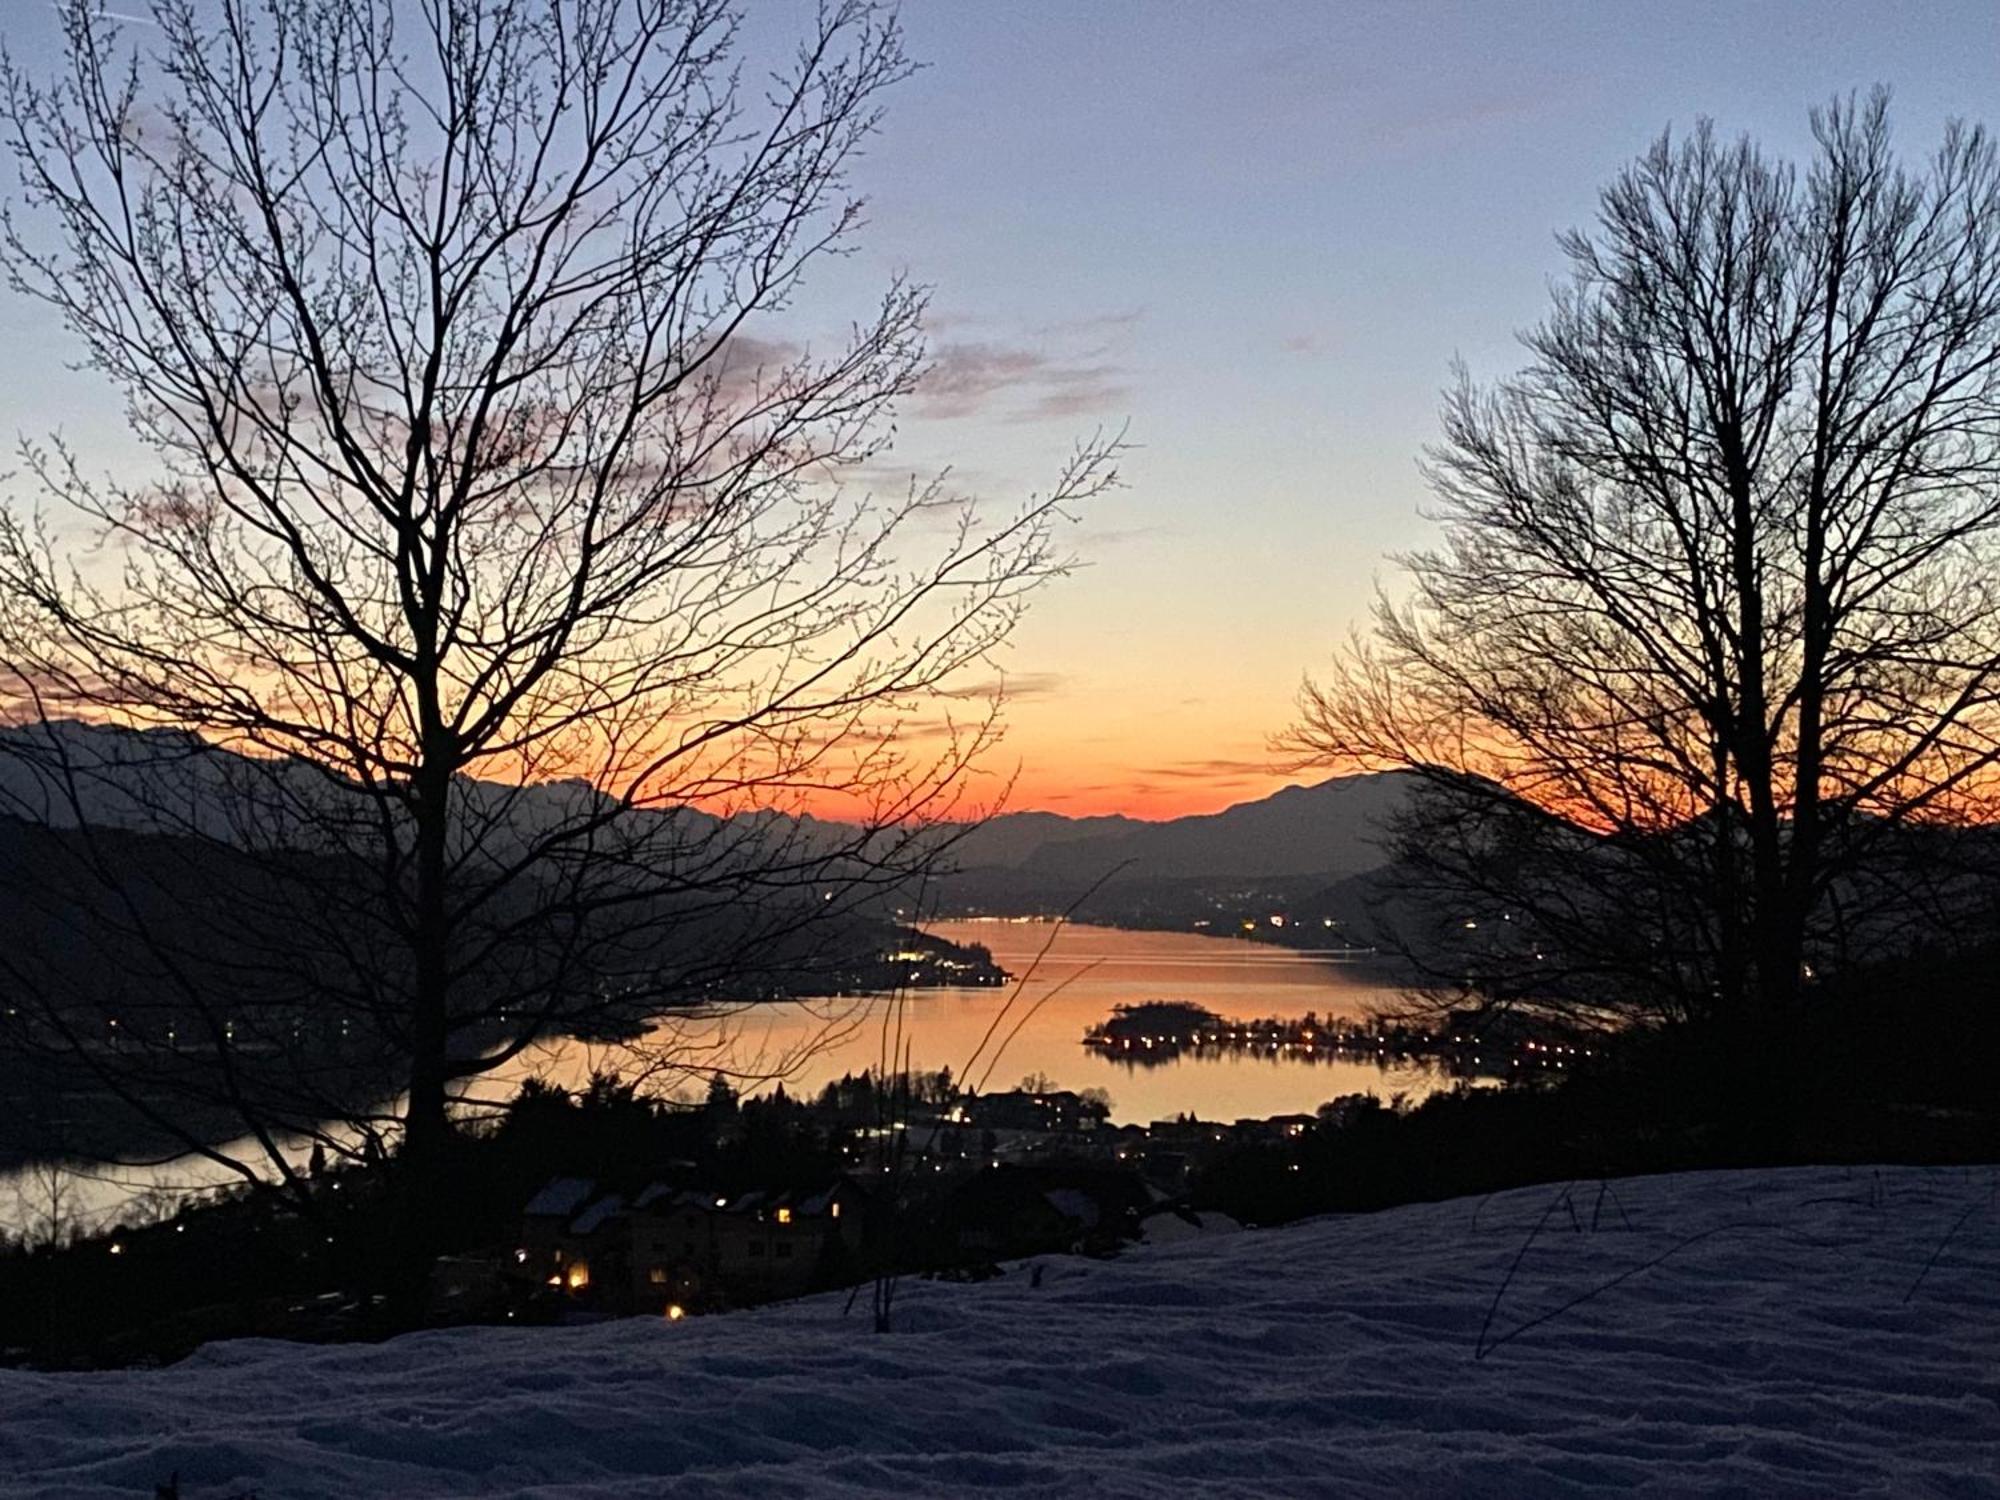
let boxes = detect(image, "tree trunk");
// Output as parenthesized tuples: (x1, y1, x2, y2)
(390, 740, 455, 1324)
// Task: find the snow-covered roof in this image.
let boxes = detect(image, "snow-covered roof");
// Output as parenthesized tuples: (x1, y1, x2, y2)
(1138, 1205, 1243, 1245)
(522, 1177, 595, 1218)
(569, 1194, 625, 1236)
(631, 1188, 730, 1215)
(1042, 1188, 1100, 1228)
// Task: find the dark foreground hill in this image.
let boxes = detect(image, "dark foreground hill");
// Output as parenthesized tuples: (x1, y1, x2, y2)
(0, 1163, 1991, 1497)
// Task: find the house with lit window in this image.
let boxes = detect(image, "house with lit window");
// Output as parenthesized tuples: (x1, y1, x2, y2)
(626, 1181, 866, 1309)
(517, 1176, 868, 1313)
(960, 1089, 1108, 1134)
(518, 1176, 600, 1293)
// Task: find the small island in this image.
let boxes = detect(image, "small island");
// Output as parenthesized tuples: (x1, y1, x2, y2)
(1082, 1000, 1592, 1079)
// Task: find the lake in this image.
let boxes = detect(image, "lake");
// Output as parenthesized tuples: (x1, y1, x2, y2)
(1, 922, 1445, 1233)
(471, 920, 1443, 1126)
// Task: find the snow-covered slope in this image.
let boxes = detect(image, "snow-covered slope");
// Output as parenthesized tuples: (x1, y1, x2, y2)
(3, 1165, 1996, 1498)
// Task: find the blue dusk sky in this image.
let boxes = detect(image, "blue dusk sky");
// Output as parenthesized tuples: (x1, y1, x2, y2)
(2, 2, 1996, 813)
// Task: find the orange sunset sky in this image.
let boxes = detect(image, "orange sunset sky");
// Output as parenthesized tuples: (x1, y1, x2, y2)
(5, 2, 1995, 822)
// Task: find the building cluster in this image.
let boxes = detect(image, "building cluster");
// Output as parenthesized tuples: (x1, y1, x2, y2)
(919, 1086, 1323, 1189)
(503, 1087, 1308, 1318)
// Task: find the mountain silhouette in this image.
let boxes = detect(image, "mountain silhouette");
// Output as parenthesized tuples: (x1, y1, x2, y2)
(946, 773, 1415, 886)
(0, 720, 1412, 890)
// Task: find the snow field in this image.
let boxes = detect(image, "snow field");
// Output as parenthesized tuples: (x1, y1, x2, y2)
(2, 1163, 1996, 1498)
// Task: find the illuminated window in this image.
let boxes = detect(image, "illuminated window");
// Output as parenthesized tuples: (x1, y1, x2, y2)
(775, 1207, 793, 1225)
(648, 1267, 669, 1285)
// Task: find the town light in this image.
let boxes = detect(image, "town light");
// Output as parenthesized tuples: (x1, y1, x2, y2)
(566, 1262, 590, 1290)
(666, 1304, 686, 1322)
(775, 1207, 792, 1225)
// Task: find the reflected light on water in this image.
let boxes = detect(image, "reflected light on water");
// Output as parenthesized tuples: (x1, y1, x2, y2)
(478, 922, 1441, 1126)
(2, 923, 1444, 1230)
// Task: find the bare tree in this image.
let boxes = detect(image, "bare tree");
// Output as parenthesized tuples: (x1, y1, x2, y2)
(9, 1156, 78, 1252)
(1293, 93, 2000, 1033)
(0, 0, 1116, 1297)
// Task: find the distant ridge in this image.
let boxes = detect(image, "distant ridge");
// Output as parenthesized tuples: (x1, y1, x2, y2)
(943, 809, 1144, 870)
(0, 720, 1410, 889)
(947, 772, 1414, 885)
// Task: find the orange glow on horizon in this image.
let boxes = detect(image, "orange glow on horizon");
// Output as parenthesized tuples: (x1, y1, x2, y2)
(777, 773, 1294, 825)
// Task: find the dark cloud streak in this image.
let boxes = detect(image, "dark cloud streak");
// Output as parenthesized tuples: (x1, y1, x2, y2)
(937, 671, 1066, 702)
(1137, 757, 1278, 781)
(912, 312, 1138, 423)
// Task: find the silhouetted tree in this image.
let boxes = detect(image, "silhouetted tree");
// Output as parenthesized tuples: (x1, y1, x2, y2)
(1295, 93, 2000, 1031)
(0, 0, 1115, 1305)
(704, 1073, 740, 1117)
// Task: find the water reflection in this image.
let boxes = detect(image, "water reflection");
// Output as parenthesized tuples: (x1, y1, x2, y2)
(480, 921, 1440, 1126)
(4, 921, 1441, 1230)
